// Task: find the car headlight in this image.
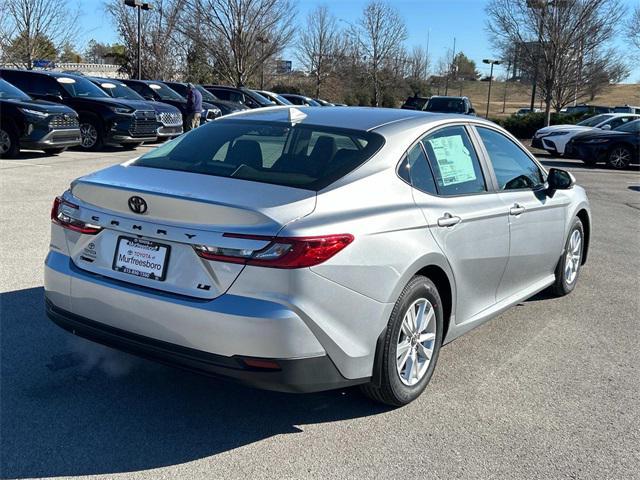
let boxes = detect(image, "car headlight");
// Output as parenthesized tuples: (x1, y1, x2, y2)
(110, 106, 134, 115)
(584, 138, 610, 144)
(19, 107, 49, 118)
(545, 131, 570, 137)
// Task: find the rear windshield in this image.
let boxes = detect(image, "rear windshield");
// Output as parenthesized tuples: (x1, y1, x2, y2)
(132, 120, 384, 190)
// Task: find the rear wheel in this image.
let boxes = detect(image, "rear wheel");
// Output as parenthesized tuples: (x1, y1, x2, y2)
(0, 124, 19, 158)
(43, 147, 66, 155)
(360, 276, 443, 406)
(79, 117, 103, 151)
(551, 218, 584, 296)
(607, 145, 632, 169)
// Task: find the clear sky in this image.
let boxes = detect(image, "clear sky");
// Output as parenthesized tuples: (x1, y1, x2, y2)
(79, 0, 639, 82)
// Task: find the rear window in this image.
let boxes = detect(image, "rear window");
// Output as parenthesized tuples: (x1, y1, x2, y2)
(132, 120, 384, 190)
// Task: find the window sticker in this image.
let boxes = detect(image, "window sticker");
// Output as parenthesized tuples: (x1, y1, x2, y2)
(427, 135, 477, 186)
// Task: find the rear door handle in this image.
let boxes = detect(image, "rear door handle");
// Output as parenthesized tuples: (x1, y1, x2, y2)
(509, 203, 526, 216)
(437, 213, 461, 227)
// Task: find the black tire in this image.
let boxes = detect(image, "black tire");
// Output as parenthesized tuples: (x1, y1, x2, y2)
(122, 142, 143, 150)
(551, 218, 584, 296)
(0, 123, 20, 158)
(43, 147, 66, 155)
(360, 276, 443, 406)
(79, 115, 103, 151)
(606, 145, 632, 170)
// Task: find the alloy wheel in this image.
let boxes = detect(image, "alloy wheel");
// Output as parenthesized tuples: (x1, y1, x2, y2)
(609, 147, 631, 169)
(396, 298, 437, 386)
(80, 123, 98, 149)
(0, 129, 10, 154)
(564, 229, 582, 284)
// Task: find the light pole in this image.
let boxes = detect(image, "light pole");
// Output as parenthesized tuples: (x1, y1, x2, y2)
(483, 59, 501, 118)
(256, 36, 268, 90)
(124, 0, 152, 80)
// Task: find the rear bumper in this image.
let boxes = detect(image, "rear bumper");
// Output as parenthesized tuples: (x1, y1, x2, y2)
(43, 251, 366, 392)
(46, 299, 363, 393)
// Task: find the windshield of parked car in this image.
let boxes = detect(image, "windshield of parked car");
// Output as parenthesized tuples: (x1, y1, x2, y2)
(132, 120, 384, 190)
(614, 120, 640, 133)
(425, 97, 465, 113)
(577, 114, 613, 127)
(245, 89, 274, 106)
(404, 97, 429, 109)
(97, 81, 145, 101)
(0, 79, 31, 100)
(194, 85, 218, 102)
(56, 76, 109, 98)
(148, 82, 184, 101)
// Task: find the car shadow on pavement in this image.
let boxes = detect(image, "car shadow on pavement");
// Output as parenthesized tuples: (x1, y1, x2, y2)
(0, 287, 389, 479)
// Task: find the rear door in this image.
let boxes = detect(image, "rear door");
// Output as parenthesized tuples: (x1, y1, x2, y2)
(407, 125, 510, 323)
(474, 126, 566, 301)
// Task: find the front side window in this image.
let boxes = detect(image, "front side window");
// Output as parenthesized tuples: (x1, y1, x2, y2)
(605, 116, 635, 130)
(0, 79, 30, 100)
(421, 126, 486, 195)
(132, 120, 384, 190)
(477, 127, 544, 190)
(615, 120, 640, 133)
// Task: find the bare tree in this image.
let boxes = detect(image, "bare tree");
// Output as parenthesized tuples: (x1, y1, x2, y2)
(106, 0, 185, 79)
(0, 0, 79, 68)
(486, 0, 626, 125)
(297, 5, 344, 98)
(356, 0, 407, 106)
(181, 0, 295, 87)
(628, 5, 640, 54)
(407, 45, 429, 81)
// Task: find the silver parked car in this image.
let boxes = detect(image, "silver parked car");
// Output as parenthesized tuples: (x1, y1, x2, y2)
(45, 106, 591, 406)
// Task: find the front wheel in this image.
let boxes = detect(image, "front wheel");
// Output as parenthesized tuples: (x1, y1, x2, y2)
(551, 218, 584, 296)
(607, 146, 632, 169)
(360, 276, 443, 406)
(0, 125, 19, 158)
(79, 117, 103, 151)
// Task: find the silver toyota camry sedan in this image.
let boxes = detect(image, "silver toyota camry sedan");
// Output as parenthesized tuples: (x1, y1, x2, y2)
(45, 106, 591, 406)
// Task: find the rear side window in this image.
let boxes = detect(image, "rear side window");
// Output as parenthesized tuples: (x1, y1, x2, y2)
(3, 72, 59, 96)
(421, 126, 486, 196)
(398, 143, 438, 195)
(132, 120, 384, 190)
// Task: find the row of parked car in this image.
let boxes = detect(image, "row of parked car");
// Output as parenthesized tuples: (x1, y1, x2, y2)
(533, 113, 640, 169)
(0, 68, 344, 158)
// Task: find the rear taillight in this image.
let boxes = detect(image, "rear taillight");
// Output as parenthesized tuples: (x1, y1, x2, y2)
(51, 196, 102, 235)
(193, 233, 354, 269)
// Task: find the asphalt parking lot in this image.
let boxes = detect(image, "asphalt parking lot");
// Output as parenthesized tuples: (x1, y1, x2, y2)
(1, 146, 639, 480)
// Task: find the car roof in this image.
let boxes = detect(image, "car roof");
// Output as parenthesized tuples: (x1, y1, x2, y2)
(219, 105, 490, 132)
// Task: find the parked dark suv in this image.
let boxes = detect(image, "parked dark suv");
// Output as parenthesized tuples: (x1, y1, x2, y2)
(423, 96, 475, 115)
(1, 69, 158, 150)
(0, 78, 81, 158)
(121, 79, 221, 128)
(203, 85, 274, 109)
(87, 77, 183, 140)
(163, 82, 247, 116)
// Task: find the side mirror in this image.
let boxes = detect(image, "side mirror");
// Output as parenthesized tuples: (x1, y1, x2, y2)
(601, 124, 611, 130)
(547, 168, 575, 192)
(44, 94, 63, 103)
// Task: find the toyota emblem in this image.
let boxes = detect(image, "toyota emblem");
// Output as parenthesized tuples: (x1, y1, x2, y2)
(128, 196, 148, 214)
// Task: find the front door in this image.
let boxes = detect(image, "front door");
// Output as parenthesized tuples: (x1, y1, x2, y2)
(474, 126, 567, 301)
